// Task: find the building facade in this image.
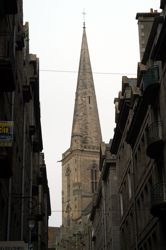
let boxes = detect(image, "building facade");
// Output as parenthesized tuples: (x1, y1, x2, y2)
(111, 2, 166, 249)
(0, 1, 51, 249)
(48, 227, 60, 250)
(89, 142, 120, 250)
(60, 2, 166, 250)
(61, 24, 102, 249)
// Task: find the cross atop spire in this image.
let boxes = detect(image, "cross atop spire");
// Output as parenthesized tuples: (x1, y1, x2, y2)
(82, 9, 86, 29)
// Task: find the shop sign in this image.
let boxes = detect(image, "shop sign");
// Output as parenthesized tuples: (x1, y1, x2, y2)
(0, 121, 14, 147)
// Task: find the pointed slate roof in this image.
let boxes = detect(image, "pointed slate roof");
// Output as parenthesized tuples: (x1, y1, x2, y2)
(71, 26, 102, 149)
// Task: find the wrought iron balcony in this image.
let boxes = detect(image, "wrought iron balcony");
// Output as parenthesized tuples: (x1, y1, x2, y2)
(0, 0, 17, 15)
(151, 183, 166, 217)
(146, 121, 164, 159)
(0, 32, 15, 91)
(142, 65, 160, 103)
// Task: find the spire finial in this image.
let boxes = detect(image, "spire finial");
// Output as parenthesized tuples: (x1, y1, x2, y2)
(82, 9, 86, 29)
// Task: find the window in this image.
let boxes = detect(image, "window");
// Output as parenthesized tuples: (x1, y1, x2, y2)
(66, 204, 71, 226)
(88, 96, 91, 104)
(66, 166, 71, 198)
(65, 166, 71, 176)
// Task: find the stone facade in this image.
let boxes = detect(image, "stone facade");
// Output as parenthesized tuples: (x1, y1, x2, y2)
(48, 227, 60, 250)
(61, 26, 102, 249)
(111, 3, 166, 249)
(136, 9, 159, 61)
(90, 142, 120, 250)
(0, 1, 51, 249)
(61, 2, 166, 250)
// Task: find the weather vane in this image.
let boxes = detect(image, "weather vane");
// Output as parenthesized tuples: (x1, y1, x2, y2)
(82, 9, 86, 28)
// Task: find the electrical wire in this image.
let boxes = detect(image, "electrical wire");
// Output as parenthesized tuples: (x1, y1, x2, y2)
(40, 69, 136, 76)
(51, 207, 151, 212)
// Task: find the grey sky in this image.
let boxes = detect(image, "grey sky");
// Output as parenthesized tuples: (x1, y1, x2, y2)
(23, 0, 160, 227)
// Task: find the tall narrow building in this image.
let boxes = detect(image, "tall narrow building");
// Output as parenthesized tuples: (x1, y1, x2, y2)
(62, 24, 102, 233)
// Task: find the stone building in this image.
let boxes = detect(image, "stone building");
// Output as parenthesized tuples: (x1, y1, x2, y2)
(61, 23, 102, 249)
(111, 2, 166, 249)
(111, 76, 140, 250)
(89, 142, 120, 250)
(48, 227, 60, 250)
(0, 1, 51, 249)
(136, 9, 160, 61)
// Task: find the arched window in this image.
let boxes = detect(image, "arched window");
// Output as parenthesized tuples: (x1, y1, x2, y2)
(66, 203, 71, 226)
(65, 166, 71, 176)
(65, 166, 71, 198)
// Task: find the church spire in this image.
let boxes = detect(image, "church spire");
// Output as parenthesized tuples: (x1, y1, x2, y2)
(62, 25, 102, 229)
(71, 26, 102, 149)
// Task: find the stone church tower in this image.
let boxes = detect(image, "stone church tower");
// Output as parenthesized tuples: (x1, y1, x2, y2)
(62, 24, 102, 231)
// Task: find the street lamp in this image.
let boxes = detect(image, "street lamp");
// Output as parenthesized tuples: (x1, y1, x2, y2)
(11, 194, 38, 249)
(28, 215, 36, 250)
(28, 215, 36, 231)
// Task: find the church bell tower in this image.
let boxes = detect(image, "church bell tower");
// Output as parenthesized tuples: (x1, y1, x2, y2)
(62, 23, 102, 229)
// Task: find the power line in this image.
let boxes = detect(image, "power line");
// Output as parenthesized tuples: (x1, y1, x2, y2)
(51, 207, 152, 212)
(40, 69, 136, 76)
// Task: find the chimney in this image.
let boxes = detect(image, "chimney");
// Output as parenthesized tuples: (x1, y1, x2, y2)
(150, 8, 153, 13)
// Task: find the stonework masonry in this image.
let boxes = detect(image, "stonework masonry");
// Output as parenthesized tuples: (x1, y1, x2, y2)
(59, 1, 166, 250)
(0, 1, 51, 249)
(61, 26, 102, 249)
(111, 2, 166, 249)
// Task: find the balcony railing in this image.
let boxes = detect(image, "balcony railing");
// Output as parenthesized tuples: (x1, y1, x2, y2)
(146, 121, 164, 159)
(0, 32, 15, 91)
(151, 183, 166, 217)
(142, 65, 160, 103)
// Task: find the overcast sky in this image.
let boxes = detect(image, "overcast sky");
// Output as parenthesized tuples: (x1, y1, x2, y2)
(23, 0, 160, 227)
